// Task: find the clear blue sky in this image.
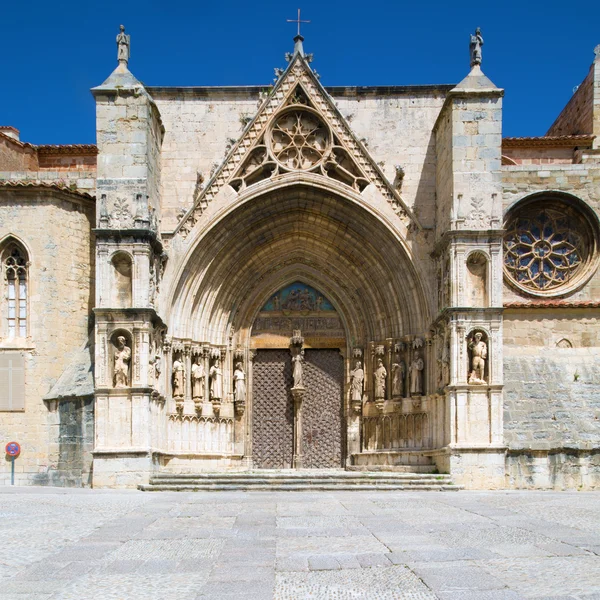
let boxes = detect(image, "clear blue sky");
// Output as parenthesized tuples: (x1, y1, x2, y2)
(1, 0, 598, 145)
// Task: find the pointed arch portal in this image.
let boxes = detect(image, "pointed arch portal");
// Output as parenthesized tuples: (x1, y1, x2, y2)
(166, 182, 432, 468)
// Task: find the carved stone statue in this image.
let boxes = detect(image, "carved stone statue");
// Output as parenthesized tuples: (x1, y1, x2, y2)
(374, 358, 387, 401)
(292, 350, 305, 388)
(191, 357, 205, 401)
(441, 333, 450, 386)
(470, 27, 484, 68)
(172, 357, 185, 398)
(155, 353, 162, 380)
(392, 361, 405, 397)
(209, 358, 223, 400)
(468, 332, 487, 384)
(350, 361, 364, 402)
(410, 353, 424, 396)
(233, 362, 246, 403)
(117, 25, 130, 65)
(113, 335, 131, 388)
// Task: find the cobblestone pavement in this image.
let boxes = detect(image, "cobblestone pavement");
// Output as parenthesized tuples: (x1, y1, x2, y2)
(1, 488, 600, 599)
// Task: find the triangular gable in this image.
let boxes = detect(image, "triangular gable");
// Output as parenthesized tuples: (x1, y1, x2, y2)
(176, 54, 418, 238)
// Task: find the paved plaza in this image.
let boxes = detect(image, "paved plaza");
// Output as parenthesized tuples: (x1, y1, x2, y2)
(1, 488, 600, 599)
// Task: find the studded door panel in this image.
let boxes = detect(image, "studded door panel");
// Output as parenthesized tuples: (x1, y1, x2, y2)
(302, 350, 344, 468)
(252, 350, 294, 469)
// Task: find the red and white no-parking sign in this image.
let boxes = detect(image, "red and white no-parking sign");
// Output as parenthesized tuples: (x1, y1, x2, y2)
(5, 441, 20, 457)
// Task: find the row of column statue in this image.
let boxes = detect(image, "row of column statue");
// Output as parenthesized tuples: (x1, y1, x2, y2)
(349, 352, 424, 406)
(171, 353, 246, 412)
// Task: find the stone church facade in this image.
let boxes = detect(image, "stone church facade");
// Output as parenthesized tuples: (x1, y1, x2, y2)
(1, 29, 599, 489)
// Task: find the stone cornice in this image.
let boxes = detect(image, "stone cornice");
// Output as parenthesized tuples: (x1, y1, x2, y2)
(93, 228, 164, 254)
(146, 83, 456, 98)
(431, 228, 504, 258)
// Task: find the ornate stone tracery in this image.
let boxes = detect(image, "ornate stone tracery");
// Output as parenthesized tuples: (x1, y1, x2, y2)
(2, 242, 28, 338)
(268, 107, 331, 171)
(503, 196, 598, 296)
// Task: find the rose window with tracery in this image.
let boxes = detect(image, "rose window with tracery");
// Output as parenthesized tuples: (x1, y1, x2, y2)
(503, 198, 598, 296)
(268, 108, 331, 171)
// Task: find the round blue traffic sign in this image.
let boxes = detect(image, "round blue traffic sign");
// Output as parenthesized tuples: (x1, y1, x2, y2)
(5, 442, 20, 457)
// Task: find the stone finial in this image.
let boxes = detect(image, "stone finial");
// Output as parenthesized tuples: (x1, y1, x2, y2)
(595, 45, 600, 61)
(116, 25, 131, 66)
(469, 27, 484, 68)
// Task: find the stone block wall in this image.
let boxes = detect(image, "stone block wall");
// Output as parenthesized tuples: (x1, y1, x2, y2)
(150, 87, 448, 231)
(547, 67, 594, 136)
(504, 346, 600, 489)
(0, 190, 94, 485)
(434, 102, 453, 237)
(332, 89, 447, 228)
(450, 95, 503, 220)
(149, 88, 260, 230)
(502, 163, 600, 304)
(35, 396, 94, 487)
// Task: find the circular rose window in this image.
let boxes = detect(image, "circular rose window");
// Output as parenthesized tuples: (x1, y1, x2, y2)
(503, 196, 599, 297)
(267, 108, 331, 171)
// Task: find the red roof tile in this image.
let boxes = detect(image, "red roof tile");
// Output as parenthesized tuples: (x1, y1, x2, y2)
(0, 179, 95, 200)
(505, 300, 600, 308)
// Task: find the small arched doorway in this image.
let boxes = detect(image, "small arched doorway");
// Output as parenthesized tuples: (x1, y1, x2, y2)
(250, 281, 345, 469)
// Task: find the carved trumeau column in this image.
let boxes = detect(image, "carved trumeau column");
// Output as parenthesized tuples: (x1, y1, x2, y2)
(291, 387, 305, 469)
(290, 330, 305, 469)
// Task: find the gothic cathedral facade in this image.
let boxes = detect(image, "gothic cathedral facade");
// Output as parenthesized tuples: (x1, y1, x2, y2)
(1, 30, 599, 489)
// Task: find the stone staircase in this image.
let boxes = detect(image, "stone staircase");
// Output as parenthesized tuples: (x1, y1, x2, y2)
(138, 470, 461, 492)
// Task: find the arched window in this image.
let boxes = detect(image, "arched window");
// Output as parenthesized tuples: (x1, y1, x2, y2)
(2, 242, 28, 339)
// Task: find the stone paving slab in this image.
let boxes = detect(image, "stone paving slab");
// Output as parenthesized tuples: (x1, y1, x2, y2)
(1, 487, 600, 599)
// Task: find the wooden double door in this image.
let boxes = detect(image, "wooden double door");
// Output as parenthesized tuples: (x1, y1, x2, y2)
(251, 349, 344, 469)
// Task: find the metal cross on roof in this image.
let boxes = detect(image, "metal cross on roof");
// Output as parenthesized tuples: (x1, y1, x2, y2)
(287, 9, 310, 37)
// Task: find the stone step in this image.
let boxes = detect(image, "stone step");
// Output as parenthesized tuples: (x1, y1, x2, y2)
(147, 478, 453, 487)
(151, 471, 447, 480)
(139, 483, 462, 492)
(346, 465, 437, 473)
(139, 471, 461, 492)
